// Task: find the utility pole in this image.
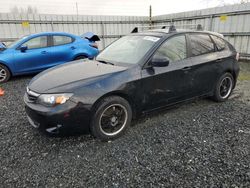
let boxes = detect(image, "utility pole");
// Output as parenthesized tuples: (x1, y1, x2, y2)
(76, 2, 80, 34)
(149, 5, 152, 29)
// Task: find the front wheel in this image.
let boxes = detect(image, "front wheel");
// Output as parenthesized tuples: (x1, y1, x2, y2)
(90, 96, 132, 141)
(212, 72, 234, 102)
(0, 64, 11, 83)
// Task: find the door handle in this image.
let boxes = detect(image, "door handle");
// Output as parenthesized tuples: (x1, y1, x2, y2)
(216, 58, 223, 62)
(182, 66, 191, 71)
(41, 51, 47, 54)
(71, 46, 76, 50)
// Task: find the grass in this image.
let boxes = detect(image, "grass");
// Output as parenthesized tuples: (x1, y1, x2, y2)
(238, 73, 250, 81)
(238, 61, 250, 81)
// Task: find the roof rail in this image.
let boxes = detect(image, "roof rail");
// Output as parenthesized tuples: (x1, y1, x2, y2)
(131, 24, 204, 33)
(168, 25, 176, 32)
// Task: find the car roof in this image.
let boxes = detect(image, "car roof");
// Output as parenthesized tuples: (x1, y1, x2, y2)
(27, 32, 77, 38)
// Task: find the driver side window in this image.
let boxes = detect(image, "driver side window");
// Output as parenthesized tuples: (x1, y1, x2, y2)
(154, 35, 187, 63)
(22, 36, 48, 50)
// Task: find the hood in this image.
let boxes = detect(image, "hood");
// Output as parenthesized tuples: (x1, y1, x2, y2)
(28, 60, 127, 93)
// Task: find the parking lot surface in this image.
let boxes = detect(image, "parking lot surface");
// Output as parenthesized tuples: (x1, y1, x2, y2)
(0, 62, 250, 187)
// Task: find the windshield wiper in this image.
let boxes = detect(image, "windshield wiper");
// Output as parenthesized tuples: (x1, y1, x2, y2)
(97, 60, 114, 66)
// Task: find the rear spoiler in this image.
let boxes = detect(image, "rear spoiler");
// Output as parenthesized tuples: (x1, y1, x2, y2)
(0, 42, 6, 48)
(81, 32, 100, 42)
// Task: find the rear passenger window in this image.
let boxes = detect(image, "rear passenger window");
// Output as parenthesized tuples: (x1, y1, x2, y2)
(154, 35, 187, 63)
(189, 34, 215, 56)
(53, 36, 73, 46)
(211, 35, 227, 51)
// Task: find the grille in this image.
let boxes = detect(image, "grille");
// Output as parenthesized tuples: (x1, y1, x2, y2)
(27, 93, 38, 102)
(26, 88, 40, 102)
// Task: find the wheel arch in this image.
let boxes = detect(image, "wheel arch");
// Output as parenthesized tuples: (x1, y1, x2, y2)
(223, 69, 236, 89)
(91, 91, 137, 119)
(73, 53, 88, 60)
(0, 61, 12, 76)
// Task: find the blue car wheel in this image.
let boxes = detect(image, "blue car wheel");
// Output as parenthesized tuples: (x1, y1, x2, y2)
(74, 55, 87, 60)
(0, 64, 11, 83)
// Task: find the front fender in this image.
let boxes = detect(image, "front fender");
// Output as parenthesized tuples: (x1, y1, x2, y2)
(0, 49, 16, 74)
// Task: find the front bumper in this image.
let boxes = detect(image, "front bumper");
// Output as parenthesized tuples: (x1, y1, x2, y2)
(24, 93, 92, 135)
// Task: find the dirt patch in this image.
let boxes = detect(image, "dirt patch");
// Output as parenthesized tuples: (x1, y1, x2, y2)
(232, 61, 250, 104)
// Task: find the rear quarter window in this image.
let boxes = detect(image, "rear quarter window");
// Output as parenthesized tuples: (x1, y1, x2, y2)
(189, 34, 215, 56)
(210, 35, 228, 51)
(53, 35, 73, 46)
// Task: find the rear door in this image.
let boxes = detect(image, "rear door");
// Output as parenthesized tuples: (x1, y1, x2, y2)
(141, 34, 194, 111)
(187, 33, 219, 95)
(48, 35, 76, 66)
(14, 35, 52, 73)
(210, 34, 235, 74)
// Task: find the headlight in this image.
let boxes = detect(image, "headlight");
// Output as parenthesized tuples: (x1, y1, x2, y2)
(37, 93, 73, 106)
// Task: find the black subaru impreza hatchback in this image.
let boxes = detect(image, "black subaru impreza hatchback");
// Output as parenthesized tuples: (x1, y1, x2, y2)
(24, 26, 240, 141)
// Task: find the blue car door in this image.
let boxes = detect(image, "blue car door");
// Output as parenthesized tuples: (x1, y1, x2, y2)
(48, 35, 76, 65)
(14, 35, 52, 73)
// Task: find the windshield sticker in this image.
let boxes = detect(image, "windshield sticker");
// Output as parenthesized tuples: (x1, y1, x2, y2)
(143, 36, 160, 42)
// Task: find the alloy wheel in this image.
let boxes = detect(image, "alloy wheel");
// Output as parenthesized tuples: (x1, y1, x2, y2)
(0, 67, 7, 82)
(99, 104, 128, 136)
(219, 76, 233, 99)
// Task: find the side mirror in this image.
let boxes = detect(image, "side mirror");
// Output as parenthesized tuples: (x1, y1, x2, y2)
(150, 56, 169, 67)
(20, 46, 28, 52)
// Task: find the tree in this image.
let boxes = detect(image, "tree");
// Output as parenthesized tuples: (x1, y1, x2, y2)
(10, 5, 38, 14)
(240, 0, 249, 3)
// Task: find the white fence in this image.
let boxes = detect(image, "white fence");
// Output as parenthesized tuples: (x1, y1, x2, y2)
(0, 3, 250, 57)
(153, 3, 250, 58)
(0, 14, 148, 49)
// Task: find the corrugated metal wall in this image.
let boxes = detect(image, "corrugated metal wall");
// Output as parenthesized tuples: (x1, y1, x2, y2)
(0, 13, 148, 49)
(153, 3, 250, 57)
(0, 3, 250, 56)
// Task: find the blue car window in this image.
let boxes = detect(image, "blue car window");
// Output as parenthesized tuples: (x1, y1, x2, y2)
(53, 36, 73, 46)
(22, 36, 47, 49)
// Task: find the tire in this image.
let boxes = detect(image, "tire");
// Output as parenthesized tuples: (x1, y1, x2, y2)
(74, 55, 87, 60)
(212, 72, 234, 102)
(90, 96, 132, 141)
(0, 64, 11, 83)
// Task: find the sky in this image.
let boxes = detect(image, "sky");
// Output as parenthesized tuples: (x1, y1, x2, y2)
(0, 0, 244, 16)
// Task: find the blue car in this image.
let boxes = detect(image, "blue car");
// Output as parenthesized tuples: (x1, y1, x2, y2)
(0, 32, 100, 83)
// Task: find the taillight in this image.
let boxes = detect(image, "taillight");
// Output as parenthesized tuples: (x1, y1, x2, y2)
(90, 43, 98, 49)
(236, 52, 240, 61)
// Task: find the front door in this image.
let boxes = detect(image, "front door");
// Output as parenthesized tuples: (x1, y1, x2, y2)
(140, 34, 194, 111)
(14, 35, 50, 73)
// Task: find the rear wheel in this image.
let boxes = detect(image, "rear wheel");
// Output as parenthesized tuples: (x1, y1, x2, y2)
(212, 72, 234, 102)
(0, 64, 11, 83)
(74, 55, 87, 60)
(90, 96, 132, 141)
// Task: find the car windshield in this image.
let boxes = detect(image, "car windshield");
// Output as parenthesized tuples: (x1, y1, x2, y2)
(7, 36, 28, 48)
(96, 35, 160, 65)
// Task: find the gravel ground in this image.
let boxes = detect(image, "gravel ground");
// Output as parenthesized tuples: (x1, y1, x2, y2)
(0, 62, 250, 187)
